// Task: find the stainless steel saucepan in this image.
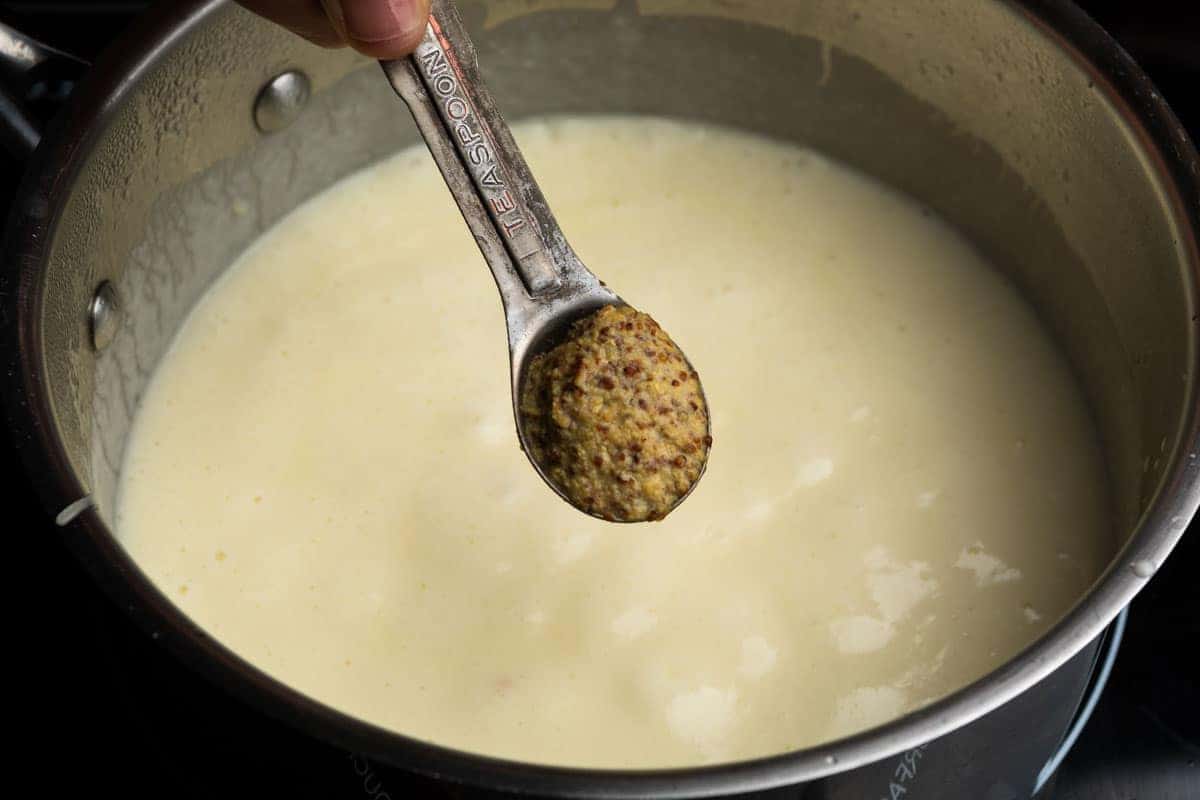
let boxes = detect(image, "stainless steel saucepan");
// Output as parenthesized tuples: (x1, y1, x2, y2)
(2, 1, 1197, 797)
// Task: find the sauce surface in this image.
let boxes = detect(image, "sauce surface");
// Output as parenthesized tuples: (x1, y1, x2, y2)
(116, 116, 1112, 768)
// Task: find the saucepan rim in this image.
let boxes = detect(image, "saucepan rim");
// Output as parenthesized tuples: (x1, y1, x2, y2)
(2, 0, 1197, 796)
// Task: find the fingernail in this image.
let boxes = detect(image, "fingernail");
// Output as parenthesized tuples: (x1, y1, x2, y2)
(343, 0, 424, 44)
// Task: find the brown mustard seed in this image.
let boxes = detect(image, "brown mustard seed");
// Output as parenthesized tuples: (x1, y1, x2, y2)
(518, 304, 712, 522)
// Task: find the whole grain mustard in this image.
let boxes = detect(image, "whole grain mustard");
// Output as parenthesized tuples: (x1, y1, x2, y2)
(519, 305, 711, 522)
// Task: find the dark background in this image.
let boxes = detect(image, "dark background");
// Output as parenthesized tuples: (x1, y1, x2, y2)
(2, 2, 1197, 798)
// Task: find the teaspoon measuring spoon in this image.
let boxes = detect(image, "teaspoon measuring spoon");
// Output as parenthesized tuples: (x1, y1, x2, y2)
(381, 0, 708, 519)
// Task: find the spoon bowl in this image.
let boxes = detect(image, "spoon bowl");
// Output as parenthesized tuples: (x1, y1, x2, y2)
(514, 299, 713, 523)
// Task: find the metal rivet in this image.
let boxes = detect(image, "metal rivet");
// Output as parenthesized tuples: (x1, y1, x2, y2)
(1130, 559, 1156, 579)
(254, 70, 311, 133)
(89, 281, 121, 352)
(55, 495, 95, 526)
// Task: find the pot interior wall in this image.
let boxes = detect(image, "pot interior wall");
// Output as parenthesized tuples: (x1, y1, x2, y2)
(35, 1, 1192, 601)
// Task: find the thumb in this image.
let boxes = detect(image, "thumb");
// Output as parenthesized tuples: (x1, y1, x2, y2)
(320, 0, 431, 59)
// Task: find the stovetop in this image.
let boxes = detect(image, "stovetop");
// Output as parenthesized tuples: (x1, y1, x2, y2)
(3, 2, 1197, 798)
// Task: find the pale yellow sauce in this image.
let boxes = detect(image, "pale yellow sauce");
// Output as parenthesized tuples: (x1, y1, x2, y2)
(116, 116, 1112, 768)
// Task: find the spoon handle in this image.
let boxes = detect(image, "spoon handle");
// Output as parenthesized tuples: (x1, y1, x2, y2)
(382, 1, 575, 299)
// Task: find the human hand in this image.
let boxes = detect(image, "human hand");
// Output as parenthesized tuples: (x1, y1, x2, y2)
(237, 0, 432, 58)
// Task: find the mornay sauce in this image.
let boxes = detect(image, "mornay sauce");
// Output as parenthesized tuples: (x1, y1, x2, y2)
(116, 116, 1112, 768)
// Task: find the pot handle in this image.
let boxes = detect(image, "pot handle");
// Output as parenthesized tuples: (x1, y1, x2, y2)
(0, 18, 88, 158)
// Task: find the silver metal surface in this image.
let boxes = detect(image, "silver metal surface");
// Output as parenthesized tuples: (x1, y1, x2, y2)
(392, 14, 559, 294)
(0, 18, 86, 86)
(54, 494, 95, 527)
(0, 81, 38, 156)
(88, 281, 121, 352)
(0, 19, 87, 155)
(253, 69, 311, 133)
(382, 0, 708, 519)
(2, 0, 1198, 796)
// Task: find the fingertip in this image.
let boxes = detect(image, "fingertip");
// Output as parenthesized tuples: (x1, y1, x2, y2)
(347, 25, 425, 59)
(340, 0, 430, 59)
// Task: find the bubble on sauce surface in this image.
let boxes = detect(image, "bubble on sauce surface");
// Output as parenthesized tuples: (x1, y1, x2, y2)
(665, 687, 739, 756)
(797, 457, 835, 487)
(828, 548, 937, 658)
(829, 615, 895, 654)
(955, 543, 1023, 586)
(474, 413, 511, 446)
(552, 531, 595, 565)
(849, 406, 872, 423)
(611, 607, 658, 640)
(738, 636, 778, 679)
(744, 500, 774, 522)
(864, 547, 938, 623)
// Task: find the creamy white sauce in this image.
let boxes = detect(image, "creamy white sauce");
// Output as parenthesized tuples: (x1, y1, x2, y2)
(115, 116, 1112, 768)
